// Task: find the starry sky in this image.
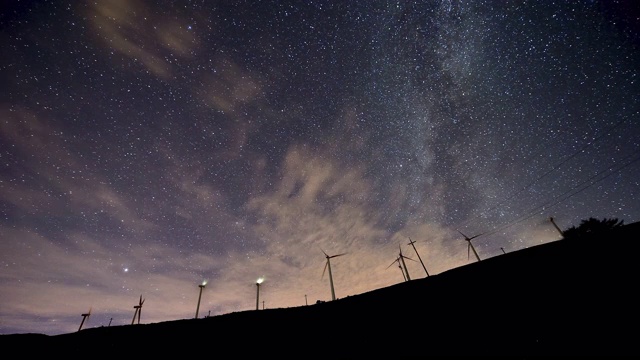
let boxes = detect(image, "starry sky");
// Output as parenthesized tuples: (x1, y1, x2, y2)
(1, 0, 639, 335)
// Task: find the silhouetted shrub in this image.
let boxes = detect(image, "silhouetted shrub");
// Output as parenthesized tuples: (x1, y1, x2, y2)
(562, 217, 624, 239)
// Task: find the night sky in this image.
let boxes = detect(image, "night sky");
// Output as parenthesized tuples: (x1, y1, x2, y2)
(1, 0, 639, 335)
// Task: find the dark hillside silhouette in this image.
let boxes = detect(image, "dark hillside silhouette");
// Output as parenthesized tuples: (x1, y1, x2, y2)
(2, 220, 639, 356)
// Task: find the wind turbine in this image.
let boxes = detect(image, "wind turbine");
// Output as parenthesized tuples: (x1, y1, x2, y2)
(458, 230, 482, 262)
(131, 295, 144, 325)
(407, 237, 430, 277)
(386, 256, 407, 281)
(78, 307, 91, 331)
(321, 249, 346, 301)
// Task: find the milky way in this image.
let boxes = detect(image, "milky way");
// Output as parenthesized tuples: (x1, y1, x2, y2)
(1, 0, 638, 335)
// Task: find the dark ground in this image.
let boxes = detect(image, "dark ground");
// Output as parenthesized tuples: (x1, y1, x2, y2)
(3, 221, 639, 356)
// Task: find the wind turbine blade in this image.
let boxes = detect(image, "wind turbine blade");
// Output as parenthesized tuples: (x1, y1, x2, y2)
(457, 230, 468, 239)
(330, 252, 347, 259)
(467, 243, 470, 260)
(386, 258, 399, 269)
(321, 260, 328, 279)
(469, 234, 481, 240)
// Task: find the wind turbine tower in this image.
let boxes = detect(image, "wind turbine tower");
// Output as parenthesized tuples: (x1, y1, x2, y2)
(458, 230, 482, 262)
(386, 256, 407, 281)
(398, 260, 406, 281)
(407, 237, 430, 277)
(321, 249, 346, 301)
(397, 245, 416, 281)
(78, 308, 91, 331)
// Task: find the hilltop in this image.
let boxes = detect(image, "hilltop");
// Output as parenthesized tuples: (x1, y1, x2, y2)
(3, 221, 639, 356)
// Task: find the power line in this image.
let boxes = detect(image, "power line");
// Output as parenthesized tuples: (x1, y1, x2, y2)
(457, 117, 631, 231)
(481, 150, 640, 238)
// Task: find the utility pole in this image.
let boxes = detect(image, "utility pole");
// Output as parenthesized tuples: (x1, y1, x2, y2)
(549, 217, 564, 237)
(407, 237, 430, 277)
(195, 283, 205, 319)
